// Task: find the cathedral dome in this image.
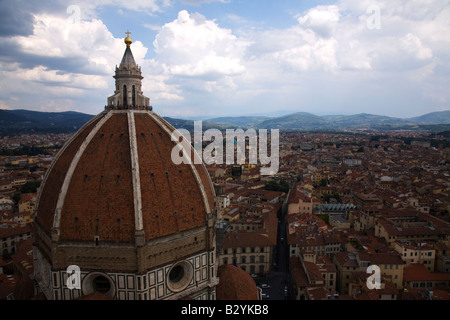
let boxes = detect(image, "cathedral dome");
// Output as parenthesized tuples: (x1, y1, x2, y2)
(32, 34, 218, 302)
(34, 110, 215, 245)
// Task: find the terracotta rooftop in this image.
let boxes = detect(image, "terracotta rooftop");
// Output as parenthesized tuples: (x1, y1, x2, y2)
(404, 263, 450, 282)
(0, 224, 32, 239)
(290, 257, 309, 288)
(222, 229, 276, 248)
(305, 286, 328, 300)
(429, 289, 450, 300)
(303, 261, 325, 283)
(0, 274, 18, 299)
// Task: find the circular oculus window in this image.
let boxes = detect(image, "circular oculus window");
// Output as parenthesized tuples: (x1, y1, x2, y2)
(82, 272, 115, 298)
(166, 261, 194, 293)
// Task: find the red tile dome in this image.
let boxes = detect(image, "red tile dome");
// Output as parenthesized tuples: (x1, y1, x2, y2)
(216, 264, 259, 300)
(34, 110, 215, 244)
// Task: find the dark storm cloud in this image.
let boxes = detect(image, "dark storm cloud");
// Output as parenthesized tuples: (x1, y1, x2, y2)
(0, 0, 68, 37)
(0, 0, 36, 36)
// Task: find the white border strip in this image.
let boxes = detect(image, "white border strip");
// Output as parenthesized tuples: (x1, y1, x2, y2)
(147, 112, 212, 213)
(128, 110, 144, 232)
(34, 112, 107, 221)
(52, 112, 113, 233)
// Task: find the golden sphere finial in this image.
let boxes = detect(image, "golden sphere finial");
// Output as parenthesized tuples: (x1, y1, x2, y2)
(125, 29, 132, 47)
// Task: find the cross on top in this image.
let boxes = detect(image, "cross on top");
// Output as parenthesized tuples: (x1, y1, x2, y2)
(125, 30, 131, 37)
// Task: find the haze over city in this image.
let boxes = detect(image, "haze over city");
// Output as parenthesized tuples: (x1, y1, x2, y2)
(0, 0, 449, 119)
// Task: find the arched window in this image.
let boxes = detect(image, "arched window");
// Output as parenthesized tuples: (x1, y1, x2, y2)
(123, 85, 127, 106)
(132, 85, 136, 107)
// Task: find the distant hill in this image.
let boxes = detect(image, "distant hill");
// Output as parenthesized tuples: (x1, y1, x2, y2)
(207, 110, 450, 131)
(408, 111, 450, 124)
(322, 113, 407, 126)
(205, 116, 269, 128)
(0, 109, 235, 135)
(0, 109, 95, 135)
(1, 108, 450, 135)
(257, 112, 329, 130)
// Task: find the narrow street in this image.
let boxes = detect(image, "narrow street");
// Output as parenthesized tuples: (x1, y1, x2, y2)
(255, 199, 294, 300)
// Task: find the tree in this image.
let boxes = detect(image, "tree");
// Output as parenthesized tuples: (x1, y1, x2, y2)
(264, 180, 289, 193)
(20, 181, 41, 194)
(324, 192, 342, 203)
(12, 192, 21, 204)
(316, 214, 329, 225)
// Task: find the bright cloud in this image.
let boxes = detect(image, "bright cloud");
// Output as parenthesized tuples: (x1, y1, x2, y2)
(297, 5, 341, 38)
(12, 14, 147, 75)
(153, 10, 247, 78)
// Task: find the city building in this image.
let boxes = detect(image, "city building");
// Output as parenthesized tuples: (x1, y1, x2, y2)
(1, 225, 33, 256)
(394, 240, 436, 271)
(333, 251, 405, 294)
(403, 263, 450, 293)
(375, 210, 450, 247)
(219, 206, 278, 275)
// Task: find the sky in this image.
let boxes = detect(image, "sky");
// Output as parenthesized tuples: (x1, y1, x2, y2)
(0, 0, 449, 119)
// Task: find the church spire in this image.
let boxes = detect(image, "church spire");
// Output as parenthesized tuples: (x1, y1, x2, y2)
(106, 31, 151, 110)
(119, 30, 137, 69)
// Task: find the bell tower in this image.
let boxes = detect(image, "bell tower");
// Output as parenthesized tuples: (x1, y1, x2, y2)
(107, 30, 151, 110)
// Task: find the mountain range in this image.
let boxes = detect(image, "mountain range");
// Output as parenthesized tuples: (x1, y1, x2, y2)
(1, 109, 450, 135)
(205, 111, 450, 131)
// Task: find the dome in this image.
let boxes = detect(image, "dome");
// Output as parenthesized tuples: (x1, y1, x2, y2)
(216, 264, 259, 300)
(34, 110, 215, 244)
(32, 34, 219, 301)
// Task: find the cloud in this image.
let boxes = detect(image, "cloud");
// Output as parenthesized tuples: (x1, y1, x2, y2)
(153, 10, 248, 78)
(62, 0, 171, 18)
(179, 0, 231, 5)
(0, 12, 149, 113)
(141, 60, 185, 102)
(222, 0, 448, 117)
(297, 5, 341, 38)
(0, 100, 12, 110)
(142, 2, 449, 117)
(11, 14, 147, 74)
(0, 0, 36, 36)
